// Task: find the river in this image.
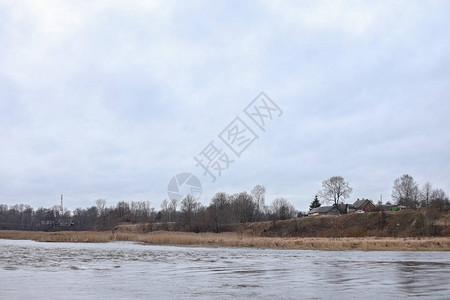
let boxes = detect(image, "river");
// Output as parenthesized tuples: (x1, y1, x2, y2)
(1, 239, 449, 299)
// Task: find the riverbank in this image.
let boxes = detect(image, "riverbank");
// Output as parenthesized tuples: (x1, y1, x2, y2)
(111, 210, 450, 238)
(1, 230, 449, 251)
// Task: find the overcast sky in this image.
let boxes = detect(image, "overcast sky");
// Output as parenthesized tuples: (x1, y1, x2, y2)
(1, 0, 449, 211)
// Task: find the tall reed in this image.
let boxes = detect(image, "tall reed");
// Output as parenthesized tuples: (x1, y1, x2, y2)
(1, 230, 449, 251)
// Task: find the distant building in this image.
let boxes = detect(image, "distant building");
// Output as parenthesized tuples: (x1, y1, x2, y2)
(308, 206, 340, 216)
(375, 203, 408, 212)
(379, 204, 395, 211)
(337, 203, 356, 214)
(353, 198, 376, 212)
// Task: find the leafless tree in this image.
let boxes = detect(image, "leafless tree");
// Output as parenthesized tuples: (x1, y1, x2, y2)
(130, 201, 152, 223)
(143, 201, 152, 222)
(181, 194, 198, 224)
(168, 199, 178, 222)
(318, 176, 353, 206)
(160, 199, 169, 222)
(431, 188, 450, 210)
(251, 185, 266, 221)
(116, 201, 130, 219)
(270, 198, 296, 220)
(231, 192, 255, 223)
(209, 192, 230, 230)
(420, 182, 433, 208)
(96, 198, 106, 216)
(392, 174, 419, 208)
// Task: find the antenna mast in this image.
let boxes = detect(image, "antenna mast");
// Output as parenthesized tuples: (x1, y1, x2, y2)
(60, 194, 63, 214)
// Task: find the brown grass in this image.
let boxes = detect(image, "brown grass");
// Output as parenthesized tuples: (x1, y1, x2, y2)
(237, 211, 450, 238)
(1, 230, 450, 251)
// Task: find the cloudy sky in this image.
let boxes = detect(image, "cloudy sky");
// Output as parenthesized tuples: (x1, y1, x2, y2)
(1, 0, 449, 211)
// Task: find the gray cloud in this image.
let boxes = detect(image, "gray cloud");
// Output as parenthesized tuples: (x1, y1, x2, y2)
(0, 0, 449, 211)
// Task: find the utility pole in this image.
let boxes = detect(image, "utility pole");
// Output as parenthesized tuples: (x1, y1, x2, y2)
(60, 194, 64, 215)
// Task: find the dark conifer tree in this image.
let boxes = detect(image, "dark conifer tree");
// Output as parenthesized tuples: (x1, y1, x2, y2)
(309, 195, 321, 210)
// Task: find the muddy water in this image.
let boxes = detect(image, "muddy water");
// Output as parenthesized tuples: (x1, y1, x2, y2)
(1, 239, 449, 299)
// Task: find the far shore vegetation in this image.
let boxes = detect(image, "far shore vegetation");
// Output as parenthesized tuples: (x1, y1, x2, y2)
(1, 174, 449, 251)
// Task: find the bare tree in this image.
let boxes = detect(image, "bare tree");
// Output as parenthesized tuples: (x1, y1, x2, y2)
(318, 176, 353, 206)
(116, 201, 130, 219)
(431, 188, 450, 210)
(144, 201, 152, 222)
(392, 174, 419, 208)
(231, 192, 255, 223)
(181, 195, 198, 224)
(169, 199, 178, 222)
(95, 198, 107, 230)
(420, 182, 433, 208)
(160, 199, 169, 222)
(270, 198, 296, 220)
(209, 192, 230, 230)
(130, 201, 151, 223)
(96, 198, 106, 216)
(251, 185, 266, 221)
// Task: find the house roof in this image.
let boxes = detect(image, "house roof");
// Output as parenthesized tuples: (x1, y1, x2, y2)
(353, 199, 366, 208)
(337, 203, 356, 209)
(336, 203, 356, 213)
(309, 206, 338, 214)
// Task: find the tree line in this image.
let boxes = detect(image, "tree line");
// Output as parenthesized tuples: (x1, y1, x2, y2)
(391, 174, 449, 210)
(1, 175, 448, 232)
(311, 174, 449, 211)
(0, 185, 297, 232)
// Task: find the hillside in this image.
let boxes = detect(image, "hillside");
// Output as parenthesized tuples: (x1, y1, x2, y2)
(239, 210, 450, 237)
(114, 210, 450, 238)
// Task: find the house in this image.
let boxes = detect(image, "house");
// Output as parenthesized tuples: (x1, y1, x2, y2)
(392, 205, 407, 211)
(337, 203, 356, 214)
(379, 204, 407, 211)
(308, 206, 340, 216)
(379, 204, 395, 211)
(353, 198, 376, 212)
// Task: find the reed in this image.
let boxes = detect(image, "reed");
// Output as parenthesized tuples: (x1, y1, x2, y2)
(1, 230, 449, 251)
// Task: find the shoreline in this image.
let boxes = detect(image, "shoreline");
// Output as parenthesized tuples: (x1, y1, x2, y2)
(1, 230, 450, 251)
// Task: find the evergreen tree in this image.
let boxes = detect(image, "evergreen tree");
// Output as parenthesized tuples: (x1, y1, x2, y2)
(309, 195, 321, 210)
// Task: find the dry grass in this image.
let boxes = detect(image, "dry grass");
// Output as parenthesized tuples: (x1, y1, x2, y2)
(1, 230, 450, 251)
(0, 230, 113, 243)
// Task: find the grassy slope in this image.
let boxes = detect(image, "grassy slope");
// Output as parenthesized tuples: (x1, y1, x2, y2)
(240, 210, 450, 238)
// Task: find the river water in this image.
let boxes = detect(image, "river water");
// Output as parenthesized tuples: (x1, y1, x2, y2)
(1, 239, 449, 299)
